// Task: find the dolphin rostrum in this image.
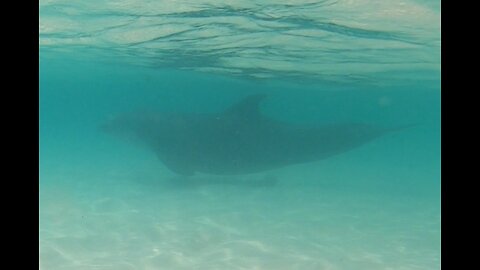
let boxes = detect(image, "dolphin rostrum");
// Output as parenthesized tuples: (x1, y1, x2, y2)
(101, 94, 412, 176)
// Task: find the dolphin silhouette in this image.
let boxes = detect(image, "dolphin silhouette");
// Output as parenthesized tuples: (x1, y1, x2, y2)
(101, 94, 412, 176)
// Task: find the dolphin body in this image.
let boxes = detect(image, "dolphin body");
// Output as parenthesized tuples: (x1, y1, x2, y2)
(101, 95, 409, 176)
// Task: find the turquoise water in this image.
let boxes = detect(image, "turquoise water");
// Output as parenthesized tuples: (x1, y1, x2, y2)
(40, 1, 440, 269)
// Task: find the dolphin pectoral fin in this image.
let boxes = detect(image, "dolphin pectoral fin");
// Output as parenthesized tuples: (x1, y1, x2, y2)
(160, 157, 195, 176)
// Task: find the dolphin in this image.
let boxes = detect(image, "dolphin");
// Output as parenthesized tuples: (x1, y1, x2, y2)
(101, 94, 412, 176)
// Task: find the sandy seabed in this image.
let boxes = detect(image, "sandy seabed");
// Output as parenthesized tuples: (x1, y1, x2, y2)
(40, 161, 439, 270)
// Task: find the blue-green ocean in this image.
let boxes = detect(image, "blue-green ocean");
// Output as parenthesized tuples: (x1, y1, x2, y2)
(40, 1, 440, 269)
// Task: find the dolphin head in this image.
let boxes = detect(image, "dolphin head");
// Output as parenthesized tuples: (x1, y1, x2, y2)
(99, 109, 199, 151)
(99, 111, 172, 144)
(100, 112, 143, 135)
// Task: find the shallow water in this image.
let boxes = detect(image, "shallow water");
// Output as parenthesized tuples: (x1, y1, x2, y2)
(40, 1, 440, 269)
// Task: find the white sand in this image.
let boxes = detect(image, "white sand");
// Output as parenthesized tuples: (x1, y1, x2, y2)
(40, 163, 439, 270)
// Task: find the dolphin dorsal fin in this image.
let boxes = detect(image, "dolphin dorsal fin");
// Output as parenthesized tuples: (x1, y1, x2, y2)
(224, 94, 267, 120)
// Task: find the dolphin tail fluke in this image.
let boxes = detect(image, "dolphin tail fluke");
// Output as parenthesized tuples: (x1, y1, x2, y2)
(385, 123, 420, 133)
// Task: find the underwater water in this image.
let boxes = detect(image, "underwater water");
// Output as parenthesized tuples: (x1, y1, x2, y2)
(40, 0, 440, 269)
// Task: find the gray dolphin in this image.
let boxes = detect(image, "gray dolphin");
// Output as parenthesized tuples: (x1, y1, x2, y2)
(101, 94, 412, 176)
